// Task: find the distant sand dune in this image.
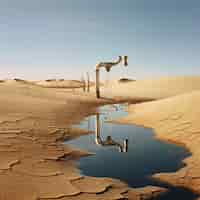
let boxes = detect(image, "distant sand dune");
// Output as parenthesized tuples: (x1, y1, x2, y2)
(103, 76, 200, 99)
(34, 79, 94, 89)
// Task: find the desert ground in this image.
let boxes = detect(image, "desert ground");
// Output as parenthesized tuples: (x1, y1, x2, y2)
(1, 76, 200, 199)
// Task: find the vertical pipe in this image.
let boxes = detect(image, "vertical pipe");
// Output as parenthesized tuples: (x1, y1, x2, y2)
(83, 80, 86, 92)
(81, 75, 86, 92)
(124, 56, 128, 66)
(123, 139, 128, 152)
(87, 72, 90, 92)
(95, 113, 101, 145)
(96, 69, 100, 98)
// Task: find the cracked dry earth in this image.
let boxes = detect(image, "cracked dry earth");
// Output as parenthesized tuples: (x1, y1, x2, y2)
(0, 121, 166, 200)
(0, 81, 166, 200)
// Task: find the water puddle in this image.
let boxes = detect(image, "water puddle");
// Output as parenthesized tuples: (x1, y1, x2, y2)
(65, 104, 198, 199)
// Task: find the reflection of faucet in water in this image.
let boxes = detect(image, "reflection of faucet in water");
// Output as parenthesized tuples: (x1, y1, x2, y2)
(95, 113, 128, 153)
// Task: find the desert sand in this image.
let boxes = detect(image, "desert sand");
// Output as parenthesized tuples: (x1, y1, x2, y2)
(118, 91, 200, 193)
(110, 76, 200, 196)
(1, 76, 200, 199)
(0, 79, 166, 200)
(102, 76, 200, 99)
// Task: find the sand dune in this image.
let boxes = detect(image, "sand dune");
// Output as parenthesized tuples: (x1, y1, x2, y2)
(118, 90, 200, 193)
(0, 79, 100, 127)
(102, 76, 200, 99)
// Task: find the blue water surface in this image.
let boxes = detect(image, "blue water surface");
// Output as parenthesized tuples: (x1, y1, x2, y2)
(65, 104, 198, 199)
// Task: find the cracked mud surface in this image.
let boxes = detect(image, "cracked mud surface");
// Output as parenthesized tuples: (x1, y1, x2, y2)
(0, 81, 165, 200)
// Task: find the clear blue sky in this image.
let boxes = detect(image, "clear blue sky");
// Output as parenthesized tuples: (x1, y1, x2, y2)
(1, 0, 200, 80)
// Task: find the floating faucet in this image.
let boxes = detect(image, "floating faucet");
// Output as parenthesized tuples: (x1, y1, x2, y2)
(95, 56, 128, 98)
